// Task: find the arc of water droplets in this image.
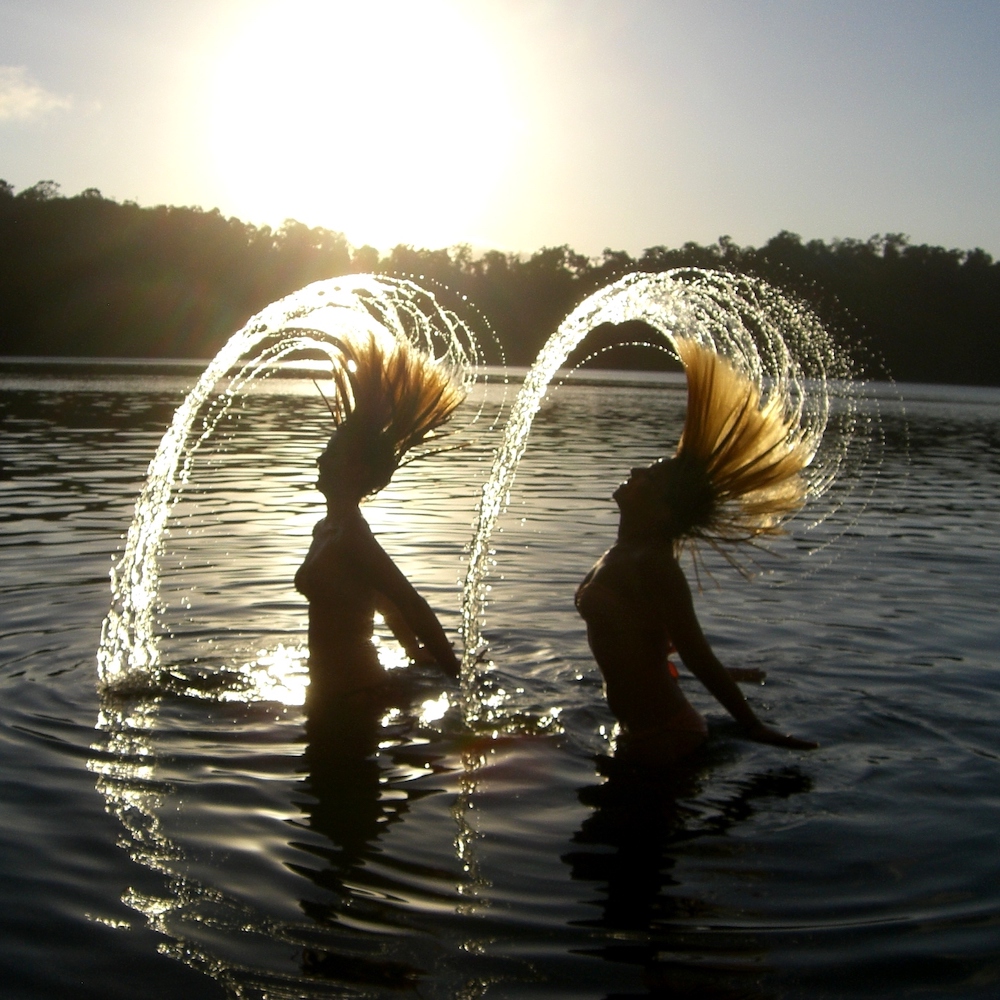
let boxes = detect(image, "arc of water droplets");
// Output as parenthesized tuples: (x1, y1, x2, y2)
(460, 268, 866, 716)
(98, 274, 489, 689)
(88, 267, 873, 990)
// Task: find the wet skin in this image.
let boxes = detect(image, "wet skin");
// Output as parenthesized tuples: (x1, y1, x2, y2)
(295, 434, 459, 708)
(576, 464, 818, 761)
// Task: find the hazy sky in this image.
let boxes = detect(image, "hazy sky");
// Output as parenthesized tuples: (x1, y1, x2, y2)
(1, 0, 998, 256)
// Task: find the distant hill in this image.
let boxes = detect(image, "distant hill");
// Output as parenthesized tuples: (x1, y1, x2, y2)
(2, 179, 998, 385)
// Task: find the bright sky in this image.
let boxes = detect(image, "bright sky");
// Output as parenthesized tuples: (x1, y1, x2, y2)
(1, 0, 998, 256)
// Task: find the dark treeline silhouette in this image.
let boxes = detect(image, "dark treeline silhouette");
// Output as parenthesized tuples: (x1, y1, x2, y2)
(2, 180, 998, 385)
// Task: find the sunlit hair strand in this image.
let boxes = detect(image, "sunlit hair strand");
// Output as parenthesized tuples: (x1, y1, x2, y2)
(655, 339, 814, 552)
(325, 335, 466, 497)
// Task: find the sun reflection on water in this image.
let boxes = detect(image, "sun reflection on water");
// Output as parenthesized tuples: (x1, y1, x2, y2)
(224, 644, 309, 705)
(418, 691, 451, 726)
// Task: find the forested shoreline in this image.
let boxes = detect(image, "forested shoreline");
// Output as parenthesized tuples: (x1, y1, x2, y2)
(2, 179, 998, 385)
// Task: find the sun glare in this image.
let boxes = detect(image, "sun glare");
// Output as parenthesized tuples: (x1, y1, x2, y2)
(207, 0, 519, 249)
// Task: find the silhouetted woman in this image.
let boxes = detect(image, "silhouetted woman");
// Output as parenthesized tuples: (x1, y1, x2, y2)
(576, 339, 819, 765)
(295, 335, 462, 717)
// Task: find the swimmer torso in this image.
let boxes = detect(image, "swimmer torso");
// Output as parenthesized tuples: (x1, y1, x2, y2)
(576, 539, 702, 740)
(576, 341, 821, 762)
(296, 507, 459, 703)
(577, 473, 817, 760)
(296, 514, 381, 634)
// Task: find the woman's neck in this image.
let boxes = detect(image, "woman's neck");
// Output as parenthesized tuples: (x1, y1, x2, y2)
(616, 510, 675, 548)
(324, 495, 363, 523)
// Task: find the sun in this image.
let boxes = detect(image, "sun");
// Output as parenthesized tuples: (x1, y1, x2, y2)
(206, 0, 520, 250)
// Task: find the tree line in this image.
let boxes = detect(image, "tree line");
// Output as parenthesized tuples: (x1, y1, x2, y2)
(2, 179, 998, 385)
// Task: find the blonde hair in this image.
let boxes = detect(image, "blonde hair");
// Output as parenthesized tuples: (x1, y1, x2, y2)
(326, 335, 465, 496)
(660, 338, 812, 547)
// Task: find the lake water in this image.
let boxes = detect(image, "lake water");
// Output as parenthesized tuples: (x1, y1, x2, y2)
(1, 359, 999, 999)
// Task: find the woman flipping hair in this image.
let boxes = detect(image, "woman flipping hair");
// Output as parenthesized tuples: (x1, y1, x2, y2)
(295, 335, 463, 711)
(576, 338, 819, 765)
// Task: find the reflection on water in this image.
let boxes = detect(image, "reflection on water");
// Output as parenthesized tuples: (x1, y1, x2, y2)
(294, 701, 449, 989)
(565, 753, 811, 997)
(3, 367, 1000, 998)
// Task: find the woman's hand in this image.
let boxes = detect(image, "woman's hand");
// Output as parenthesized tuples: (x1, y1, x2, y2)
(411, 643, 460, 676)
(745, 721, 819, 750)
(406, 644, 438, 667)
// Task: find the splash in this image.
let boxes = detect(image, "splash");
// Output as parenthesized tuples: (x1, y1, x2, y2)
(97, 274, 492, 690)
(460, 268, 875, 715)
(87, 267, 880, 993)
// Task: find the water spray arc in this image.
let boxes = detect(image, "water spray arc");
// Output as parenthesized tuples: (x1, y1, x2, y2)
(93, 272, 506, 986)
(97, 274, 490, 690)
(460, 269, 870, 718)
(90, 268, 881, 994)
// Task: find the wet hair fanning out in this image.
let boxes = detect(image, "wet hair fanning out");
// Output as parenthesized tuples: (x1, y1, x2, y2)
(654, 338, 813, 549)
(325, 335, 466, 498)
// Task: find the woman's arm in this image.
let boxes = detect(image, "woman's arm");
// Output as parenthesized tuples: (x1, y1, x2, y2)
(656, 556, 817, 749)
(376, 592, 438, 665)
(359, 529, 460, 676)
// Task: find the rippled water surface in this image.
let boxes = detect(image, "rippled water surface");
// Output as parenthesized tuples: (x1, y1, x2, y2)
(2, 362, 999, 999)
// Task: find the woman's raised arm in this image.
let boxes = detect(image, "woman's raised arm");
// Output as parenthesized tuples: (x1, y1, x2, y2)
(656, 556, 817, 749)
(359, 528, 460, 676)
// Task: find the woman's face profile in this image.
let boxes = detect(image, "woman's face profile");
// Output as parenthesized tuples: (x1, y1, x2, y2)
(614, 460, 681, 537)
(613, 465, 652, 504)
(316, 433, 358, 500)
